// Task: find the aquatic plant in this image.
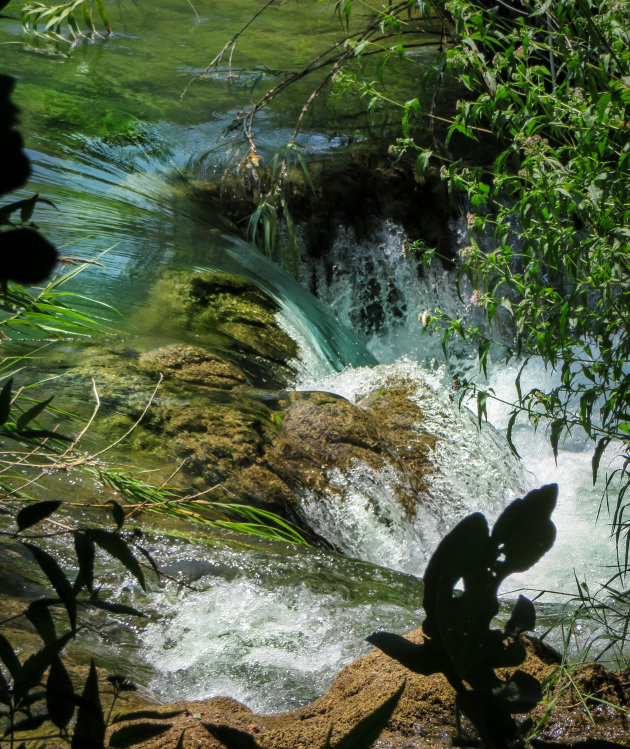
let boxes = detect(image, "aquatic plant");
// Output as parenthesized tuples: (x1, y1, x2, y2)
(21, 0, 111, 44)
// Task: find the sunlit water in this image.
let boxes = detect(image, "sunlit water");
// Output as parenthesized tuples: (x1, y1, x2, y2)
(0, 1, 624, 712)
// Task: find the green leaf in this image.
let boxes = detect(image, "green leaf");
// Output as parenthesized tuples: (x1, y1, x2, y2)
(85, 529, 146, 590)
(94, 0, 111, 32)
(16, 395, 53, 432)
(591, 436, 609, 485)
(549, 419, 563, 463)
(506, 410, 521, 459)
(71, 660, 105, 749)
(476, 390, 488, 427)
(109, 723, 174, 748)
(17, 500, 61, 531)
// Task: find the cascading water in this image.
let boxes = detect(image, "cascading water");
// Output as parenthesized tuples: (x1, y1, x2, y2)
(298, 220, 623, 597)
(1, 1, 624, 718)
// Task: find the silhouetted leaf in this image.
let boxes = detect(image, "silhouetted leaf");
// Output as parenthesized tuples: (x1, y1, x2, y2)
(71, 660, 105, 749)
(323, 724, 333, 749)
(17, 500, 61, 531)
(490, 484, 557, 575)
(16, 395, 53, 432)
(202, 723, 263, 748)
(505, 595, 536, 636)
(0, 229, 57, 285)
(109, 723, 174, 747)
(47, 656, 75, 729)
(549, 419, 563, 463)
(333, 680, 405, 749)
(491, 669, 542, 713)
(0, 378, 13, 424)
(108, 500, 125, 530)
(175, 729, 186, 749)
(0, 633, 20, 681)
(85, 529, 145, 590)
(0, 671, 10, 702)
(135, 544, 160, 580)
(22, 543, 76, 632)
(367, 632, 439, 675)
(73, 530, 95, 594)
(25, 601, 57, 646)
(14, 632, 72, 698)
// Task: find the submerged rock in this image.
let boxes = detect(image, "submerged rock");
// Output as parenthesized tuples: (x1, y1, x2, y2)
(133, 271, 298, 388)
(138, 344, 247, 390)
(33, 335, 523, 567)
(106, 629, 630, 748)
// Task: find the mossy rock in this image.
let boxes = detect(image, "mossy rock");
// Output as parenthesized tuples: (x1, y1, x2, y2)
(134, 271, 298, 388)
(138, 344, 247, 390)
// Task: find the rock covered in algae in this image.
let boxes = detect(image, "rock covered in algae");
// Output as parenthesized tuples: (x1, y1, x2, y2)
(138, 344, 247, 390)
(133, 270, 298, 388)
(104, 629, 630, 748)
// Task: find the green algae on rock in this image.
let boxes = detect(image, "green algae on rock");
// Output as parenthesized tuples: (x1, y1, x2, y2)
(134, 271, 298, 389)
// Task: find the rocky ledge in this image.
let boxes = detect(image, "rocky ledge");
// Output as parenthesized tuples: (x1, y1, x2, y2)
(106, 628, 630, 748)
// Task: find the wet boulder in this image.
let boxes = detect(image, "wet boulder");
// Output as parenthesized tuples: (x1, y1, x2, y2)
(134, 270, 299, 388)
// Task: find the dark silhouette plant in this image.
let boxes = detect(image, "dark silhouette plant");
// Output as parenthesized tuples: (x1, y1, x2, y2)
(368, 484, 559, 749)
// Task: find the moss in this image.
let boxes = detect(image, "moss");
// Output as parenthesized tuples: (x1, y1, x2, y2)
(134, 271, 298, 388)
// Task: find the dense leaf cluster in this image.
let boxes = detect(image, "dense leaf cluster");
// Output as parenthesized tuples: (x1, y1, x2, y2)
(420, 0, 630, 557)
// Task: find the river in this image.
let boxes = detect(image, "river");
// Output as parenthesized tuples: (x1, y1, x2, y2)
(0, 0, 624, 713)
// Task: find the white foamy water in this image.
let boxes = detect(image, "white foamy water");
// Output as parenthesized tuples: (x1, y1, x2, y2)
(299, 222, 623, 600)
(117, 537, 423, 712)
(296, 359, 527, 576)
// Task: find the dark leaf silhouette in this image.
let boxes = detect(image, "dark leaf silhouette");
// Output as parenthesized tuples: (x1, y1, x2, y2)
(332, 680, 405, 748)
(47, 655, 75, 729)
(22, 543, 76, 632)
(85, 529, 146, 590)
(202, 723, 263, 748)
(71, 660, 105, 749)
(369, 485, 558, 749)
(17, 500, 61, 531)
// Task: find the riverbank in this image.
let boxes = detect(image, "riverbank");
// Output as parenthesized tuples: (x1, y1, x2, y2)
(105, 628, 630, 748)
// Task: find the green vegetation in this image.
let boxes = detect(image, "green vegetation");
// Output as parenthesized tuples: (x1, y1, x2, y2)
(2, 0, 630, 744)
(21, 0, 111, 44)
